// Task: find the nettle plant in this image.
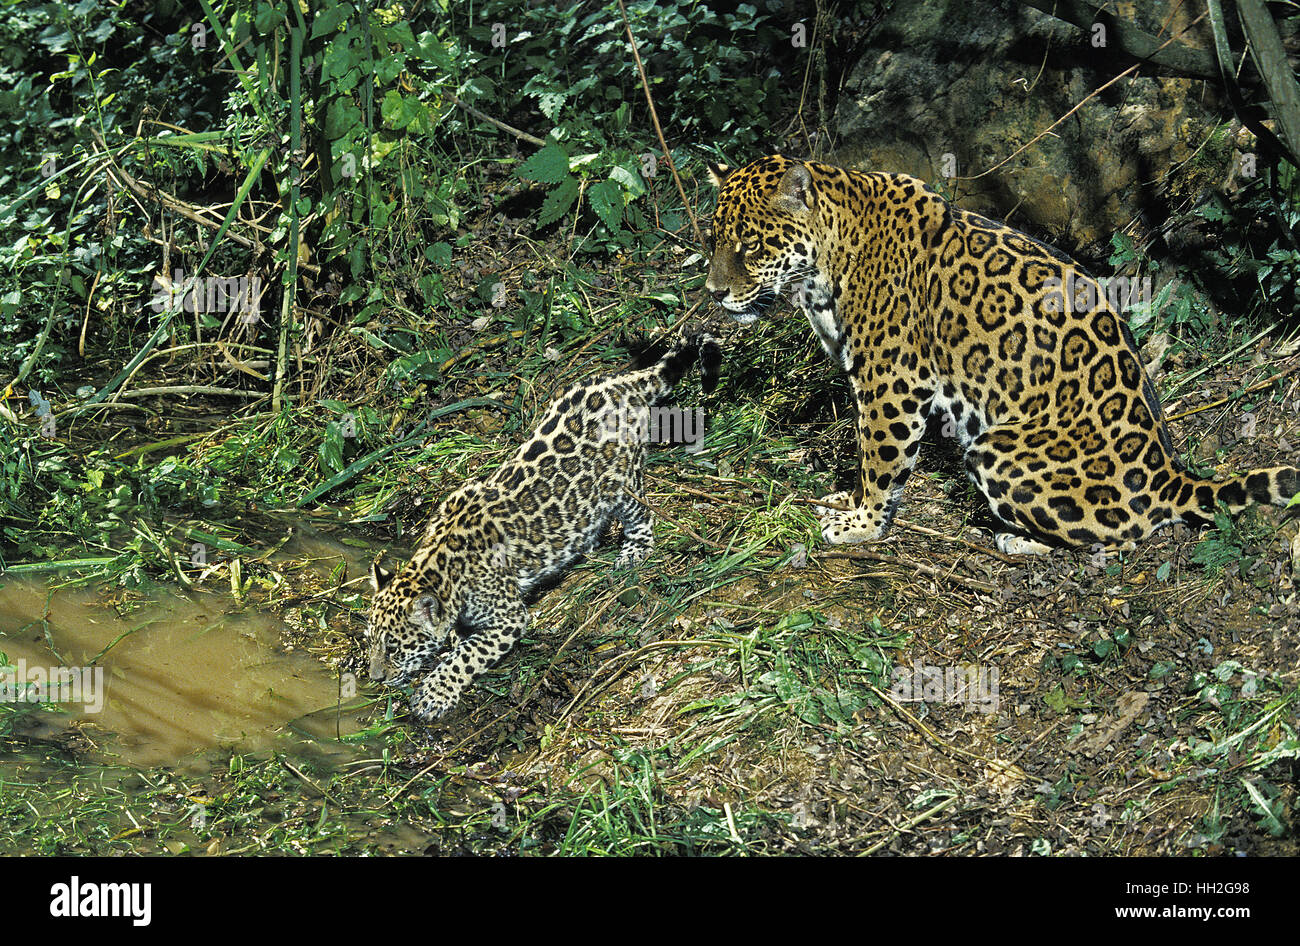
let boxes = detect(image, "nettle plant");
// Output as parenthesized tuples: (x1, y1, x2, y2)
(515, 141, 652, 247)
(1107, 152, 1300, 342)
(453, 0, 790, 249)
(1194, 158, 1300, 322)
(1106, 233, 1217, 344)
(178, 0, 793, 310)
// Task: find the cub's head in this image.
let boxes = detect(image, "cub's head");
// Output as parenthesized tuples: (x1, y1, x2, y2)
(704, 155, 820, 322)
(366, 560, 454, 686)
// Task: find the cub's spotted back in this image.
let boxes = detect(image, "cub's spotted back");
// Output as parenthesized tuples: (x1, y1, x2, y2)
(366, 333, 720, 720)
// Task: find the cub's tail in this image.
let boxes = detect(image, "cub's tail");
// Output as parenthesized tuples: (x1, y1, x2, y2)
(652, 331, 722, 395)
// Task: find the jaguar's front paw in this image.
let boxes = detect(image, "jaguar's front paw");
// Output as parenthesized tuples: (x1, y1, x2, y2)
(819, 507, 884, 545)
(811, 491, 853, 518)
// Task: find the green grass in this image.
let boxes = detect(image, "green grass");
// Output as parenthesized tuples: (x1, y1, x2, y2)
(1178, 674, 1300, 847)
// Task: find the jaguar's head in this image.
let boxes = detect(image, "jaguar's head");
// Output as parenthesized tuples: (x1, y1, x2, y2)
(703, 155, 821, 323)
(366, 560, 454, 686)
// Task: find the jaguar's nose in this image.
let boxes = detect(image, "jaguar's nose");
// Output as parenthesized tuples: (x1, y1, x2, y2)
(709, 287, 728, 302)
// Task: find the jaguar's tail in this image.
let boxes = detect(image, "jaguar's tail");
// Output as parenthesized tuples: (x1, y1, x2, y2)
(1170, 465, 1300, 524)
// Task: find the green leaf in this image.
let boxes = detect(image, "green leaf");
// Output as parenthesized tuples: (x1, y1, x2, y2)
(1043, 686, 1070, 714)
(1198, 201, 1229, 223)
(319, 422, 346, 474)
(1212, 660, 1243, 682)
(376, 52, 405, 85)
(380, 90, 423, 130)
(537, 91, 566, 120)
(321, 34, 360, 81)
(518, 143, 570, 185)
(1240, 779, 1286, 836)
(1108, 232, 1137, 267)
(311, 2, 354, 39)
(587, 178, 623, 230)
(386, 350, 442, 382)
(1043, 685, 1088, 714)
(610, 163, 645, 198)
(415, 31, 454, 70)
(537, 175, 579, 227)
(255, 2, 280, 33)
(324, 97, 361, 140)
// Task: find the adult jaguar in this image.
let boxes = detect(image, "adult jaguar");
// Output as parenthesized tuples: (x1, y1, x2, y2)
(704, 154, 1298, 553)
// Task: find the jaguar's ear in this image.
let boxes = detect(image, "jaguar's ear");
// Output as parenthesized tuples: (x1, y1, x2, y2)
(773, 162, 815, 215)
(706, 162, 732, 188)
(370, 562, 395, 592)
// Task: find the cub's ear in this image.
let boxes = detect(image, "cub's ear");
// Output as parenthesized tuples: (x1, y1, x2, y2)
(773, 163, 815, 215)
(370, 562, 395, 592)
(410, 594, 445, 636)
(706, 162, 732, 188)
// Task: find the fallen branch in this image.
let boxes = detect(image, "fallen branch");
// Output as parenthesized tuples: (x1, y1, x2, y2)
(630, 491, 728, 551)
(96, 138, 253, 250)
(445, 90, 547, 147)
(110, 385, 267, 399)
(895, 520, 1024, 565)
(856, 792, 961, 856)
(868, 683, 992, 765)
(1165, 359, 1300, 423)
(1207, 0, 1300, 169)
(296, 397, 507, 506)
(1231, 0, 1300, 165)
(818, 547, 998, 594)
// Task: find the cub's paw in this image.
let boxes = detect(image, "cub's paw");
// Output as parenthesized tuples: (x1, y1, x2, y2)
(614, 542, 652, 569)
(819, 508, 884, 545)
(410, 676, 462, 721)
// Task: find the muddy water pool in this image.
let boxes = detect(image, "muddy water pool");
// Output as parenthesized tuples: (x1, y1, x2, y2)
(0, 527, 377, 772)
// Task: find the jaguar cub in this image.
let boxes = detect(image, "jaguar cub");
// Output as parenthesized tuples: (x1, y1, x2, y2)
(366, 333, 720, 720)
(705, 155, 1298, 554)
